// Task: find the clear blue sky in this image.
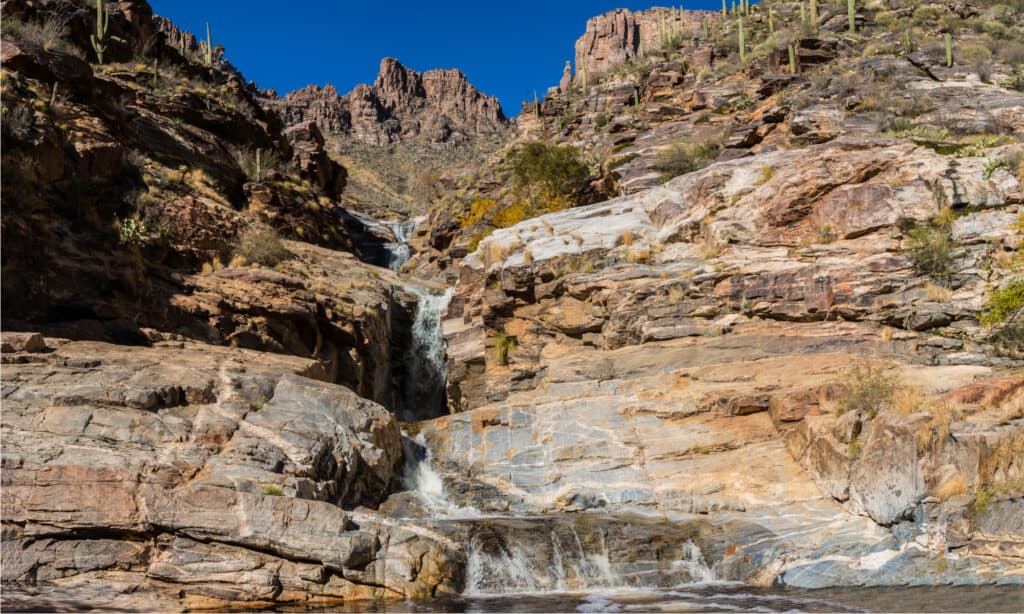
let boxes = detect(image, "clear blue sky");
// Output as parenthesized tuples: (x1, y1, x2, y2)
(150, 1, 727, 117)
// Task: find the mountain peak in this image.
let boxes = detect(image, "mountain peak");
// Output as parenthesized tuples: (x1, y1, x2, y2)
(269, 57, 507, 146)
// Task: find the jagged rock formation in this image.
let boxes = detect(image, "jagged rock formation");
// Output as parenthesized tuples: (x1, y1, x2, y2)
(573, 8, 715, 83)
(263, 58, 508, 146)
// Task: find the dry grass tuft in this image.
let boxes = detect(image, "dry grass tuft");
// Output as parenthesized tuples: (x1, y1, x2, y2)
(932, 473, 968, 501)
(925, 282, 953, 303)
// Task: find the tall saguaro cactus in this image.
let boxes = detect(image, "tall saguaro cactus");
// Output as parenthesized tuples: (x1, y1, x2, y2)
(198, 22, 214, 66)
(788, 45, 797, 74)
(945, 33, 953, 67)
(848, 0, 856, 33)
(90, 0, 123, 64)
(738, 18, 746, 62)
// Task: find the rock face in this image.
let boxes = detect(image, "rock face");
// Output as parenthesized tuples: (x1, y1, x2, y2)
(0, 338, 464, 609)
(265, 58, 508, 145)
(433, 132, 1024, 586)
(573, 8, 715, 80)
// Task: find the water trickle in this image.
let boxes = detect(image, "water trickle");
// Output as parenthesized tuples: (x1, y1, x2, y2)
(672, 540, 717, 584)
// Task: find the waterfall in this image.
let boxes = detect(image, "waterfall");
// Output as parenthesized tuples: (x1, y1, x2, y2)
(383, 219, 417, 270)
(401, 431, 481, 518)
(399, 286, 454, 421)
(464, 522, 622, 595)
(672, 540, 717, 584)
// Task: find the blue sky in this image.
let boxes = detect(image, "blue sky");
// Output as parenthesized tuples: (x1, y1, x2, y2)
(150, 1, 727, 117)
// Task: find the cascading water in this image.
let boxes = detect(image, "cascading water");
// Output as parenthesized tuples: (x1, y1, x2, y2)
(398, 286, 454, 421)
(383, 219, 417, 270)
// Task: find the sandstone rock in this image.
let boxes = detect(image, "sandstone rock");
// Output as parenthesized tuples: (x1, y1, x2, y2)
(0, 332, 46, 353)
(0, 339, 462, 607)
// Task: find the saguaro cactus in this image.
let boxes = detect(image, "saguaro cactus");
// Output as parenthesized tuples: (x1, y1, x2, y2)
(945, 33, 953, 67)
(90, 0, 123, 64)
(789, 44, 797, 74)
(722, 0, 727, 17)
(738, 18, 746, 62)
(197, 22, 213, 66)
(768, 5, 775, 34)
(810, 0, 818, 22)
(847, 0, 856, 33)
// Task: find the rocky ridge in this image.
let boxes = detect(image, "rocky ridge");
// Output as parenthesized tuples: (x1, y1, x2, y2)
(263, 57, 508, 147)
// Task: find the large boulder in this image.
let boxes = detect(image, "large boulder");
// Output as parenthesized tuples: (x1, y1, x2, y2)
(0, 338, 463, 608)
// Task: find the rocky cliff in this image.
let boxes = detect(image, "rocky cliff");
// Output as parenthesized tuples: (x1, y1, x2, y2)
(264, 58, 508, 146)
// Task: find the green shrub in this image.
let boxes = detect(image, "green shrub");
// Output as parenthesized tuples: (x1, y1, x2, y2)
(982, 279, 1024, 326)
(511, 142, 590, 200)
(837, 361, 900, 418)
(608, 153, 640, 170)
(234, 226, 292, 267)
(494, 332, 517, 366)
(594, 113, 610, 129)
(118, 217, 149, 246)
(653, 142, 719, 181)
(905, 225, 955, 281)
(263, 485, 285, 497)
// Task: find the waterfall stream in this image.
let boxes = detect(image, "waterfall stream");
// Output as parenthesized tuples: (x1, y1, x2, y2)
(383, 219, 417, 270)
(399, 285, 453, 421)
(377, 215, 727, 604)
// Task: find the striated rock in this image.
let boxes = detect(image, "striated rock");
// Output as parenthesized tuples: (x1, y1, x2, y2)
(573, 8, 717, 81)
(0, 338, 464, 608)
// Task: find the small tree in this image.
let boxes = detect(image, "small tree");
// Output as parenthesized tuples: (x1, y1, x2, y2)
(511, 142, 590, 203)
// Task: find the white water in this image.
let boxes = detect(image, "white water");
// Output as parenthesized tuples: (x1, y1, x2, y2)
(399, 286, 454, 420)
(384, 219, 417, 270)
(672, 540, 717, 584)
(401, 431, 482, 518)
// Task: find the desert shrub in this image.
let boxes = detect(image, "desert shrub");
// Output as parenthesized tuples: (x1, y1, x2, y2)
(905, 225, 955, 281)
(511, 141, 590, 201)
(117, 217, 149, 246)
(981, 278, 1024, 325)
(460, 198, 499, 228)
(1, 15, 78, 55)
(236, 147, 283, 182)
(262, 485, 284, 496)
(493, 332, 517, 366)
(654, 142, 718, 181)
(594, 113, 610, 129)
(837, 361, 900, 418)
(997, 41, 1024, 66)
(492, 201, 529, 229)
(1, 104, 35, 141)
(234, 226, 291, 267)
